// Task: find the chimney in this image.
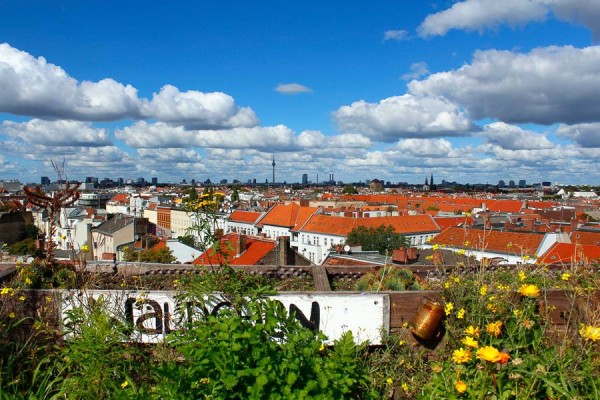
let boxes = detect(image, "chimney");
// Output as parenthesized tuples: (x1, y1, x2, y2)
(278, 236, 291, 266)
(407, 247, 418, 260)
(393, 248, 408, 264)
(235, 234, 247, 256)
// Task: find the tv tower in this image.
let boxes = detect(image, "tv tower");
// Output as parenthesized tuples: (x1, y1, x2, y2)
(272, 150, 276, 184)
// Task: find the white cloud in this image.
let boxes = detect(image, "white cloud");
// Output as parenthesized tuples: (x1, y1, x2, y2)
(140, 85, 258, 129)
(116, 122, 297, 150)
(395, 138, 455, 157)
(383, 30, 409, 41)
(0, 43, 257, 129)
(2, 119, 111, 146)
(401, 62, 429, 81)
(417, 0, 600, 40)
(296, 130, 371, 148)
(417, 0, 548, 37)
(409, 45, 600, 125)
(556, 123, 600, 147)
(333, 94, 475, 141)
(275, 83, 312, 95)
(481, 122, 554, 150)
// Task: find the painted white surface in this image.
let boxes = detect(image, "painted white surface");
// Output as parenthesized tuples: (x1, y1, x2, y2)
(61, 290, 389, 345)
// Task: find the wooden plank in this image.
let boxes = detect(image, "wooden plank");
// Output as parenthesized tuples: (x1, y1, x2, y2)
(311, 264, 331, 292)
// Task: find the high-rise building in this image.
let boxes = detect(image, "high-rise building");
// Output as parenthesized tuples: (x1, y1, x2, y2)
(498, 180, 506, 188)
(151, 177, 158, 185)
(508, 180, 516, 188)
(518, 180, 526, 188)
(302, 174, 308, 185)
(41, 176, 50, 185)
(272, 151, 276, 184)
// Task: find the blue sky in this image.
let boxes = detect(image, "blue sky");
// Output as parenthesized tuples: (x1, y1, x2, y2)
(1, 0, 600, 185)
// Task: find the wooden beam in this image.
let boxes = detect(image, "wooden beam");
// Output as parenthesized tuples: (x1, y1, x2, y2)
(311, 264, 331, 291)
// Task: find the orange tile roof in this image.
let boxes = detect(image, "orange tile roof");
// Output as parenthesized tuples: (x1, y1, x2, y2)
(527, 201, 558, 210)
(299, 215, 440, 236)
(430, 227, 544, 257)
(192, 233, 276, 266)
(109, 193, 129, 203)
(434, 216, 470, 231)
(537, 242, 600, 265)
(257, 203, 319, 229)
(571, 230, 600, 246)
(485, 200, 523, 213)
(229, 210, 262, 224)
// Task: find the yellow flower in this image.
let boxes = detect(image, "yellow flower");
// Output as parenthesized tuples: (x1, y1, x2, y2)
(519, 284, 540, 298)
(513, 309, 521, 317)
(25, 277, 32, 285)
(453, 277, 460, 283)
(561, 272, 571, 281)
(431, 363, 443, 373)
(486, 321, 503, 337)
(455, 380, 467, 394)
(479, 285, 488, 296)
(452, 348, 472, 363)
(386, 377, 393, 385)
(457, 249, 466, 255)
(486, 303, 498, 313)
(401, 382, 409, 393)
(445, 302, 454, 316)
(444, 281, 451, 289)
(9, 312, 15, 318)
(425, 255, 433, 260)
(476, 346, 502, 363)
(463, 241, 470, 247)
(81, 245, 89, 252)
(121, 380, 129, 389)
(518, 271, 526, 281)
(432, 244, 440, 251)
(461, 336, 479, 348)
(199, 377, 210, 384)
(1, 287, 14, 296)
(457, 308, 465, 319)
(579, 324, 600, 342)
(19, 295, 26, 301)
(464, 325, 480, 337)
(319, 343, 326, 352)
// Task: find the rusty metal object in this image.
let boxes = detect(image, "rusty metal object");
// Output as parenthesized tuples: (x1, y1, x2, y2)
(411, 297, 444, 341)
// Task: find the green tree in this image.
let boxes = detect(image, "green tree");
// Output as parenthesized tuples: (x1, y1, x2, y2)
(231, 185, 240, 202)
(342, 185, 358, 195)
(123, 247, 176, 263)
(8, 238, 37, 255)
(186, 187, 198, 201)
(346, 225, 409, 255)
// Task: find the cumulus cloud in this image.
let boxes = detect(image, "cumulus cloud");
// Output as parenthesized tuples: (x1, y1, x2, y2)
(383, 30, 409, 41)
(140, 85, 258, 129)
(137, 148, 203, 163)
(401, 62, 429, 81)
(332, 94, 475, 141)
(0, 43, 257, 129)
(296, 130, 372, 148)
(409, 45, 600, 125)
(556, 123, 600, 147)
(275, 83, 312, 95)
(417, 0, 600, 40)
(116, 122, 297, 150)
(417, 0, 548, 37)
(2, 119, 111, 146)
(395, 138, 455, 157)
(481, 122, 554, 150)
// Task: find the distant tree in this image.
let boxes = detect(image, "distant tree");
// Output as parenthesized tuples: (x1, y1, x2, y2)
(342, 185, 358, 195)
(231, 186, 240, 202)
(8, 238, 37, 255)
(123, 247, 176, 263)
(186, 188, 198, 201)
(346, 225, 409, 255)
(178, 234, 197, 248)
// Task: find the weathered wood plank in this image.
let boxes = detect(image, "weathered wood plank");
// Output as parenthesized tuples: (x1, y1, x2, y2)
(311, 264, 331, 292)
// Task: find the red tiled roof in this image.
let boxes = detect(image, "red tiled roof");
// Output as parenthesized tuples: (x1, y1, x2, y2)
(527, 201, 558, 210)
(537, 242, 600, 265)
(485, 200, 524, 213)
(434, 216, 470, 231)
(570, 230, 600, 246)
(192, 233, 276, 266)
(229, 210, 262, 224)
(299, 215, 440, 237)
(430, 227, 544, 257)
(109, 193, 129, 203)
(257, 203, 319, 229)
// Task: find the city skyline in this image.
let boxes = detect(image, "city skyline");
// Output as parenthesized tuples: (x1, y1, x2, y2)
(1, 1, 600, 185)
